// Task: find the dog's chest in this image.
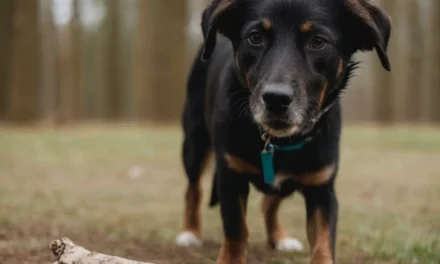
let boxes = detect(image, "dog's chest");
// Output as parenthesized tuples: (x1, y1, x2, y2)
(226, 133, 325, 184)
(270, 151, 321, 187)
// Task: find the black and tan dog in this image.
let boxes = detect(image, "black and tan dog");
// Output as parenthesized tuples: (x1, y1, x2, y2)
(176, 0, 391, 263)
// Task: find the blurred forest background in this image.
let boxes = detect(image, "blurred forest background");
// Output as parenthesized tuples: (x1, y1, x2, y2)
(0, 2, 440, 263)
(0, 0, 439, 125)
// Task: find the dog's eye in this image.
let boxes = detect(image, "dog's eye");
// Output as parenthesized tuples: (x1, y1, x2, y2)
(248, 32, 264, 46)
(308, 36, 328, 50)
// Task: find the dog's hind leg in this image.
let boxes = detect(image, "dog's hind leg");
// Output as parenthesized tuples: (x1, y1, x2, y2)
(261, 195, 304, 252)
(176, 55, 211, 248)
(177, 130, 211, 247)
(176, 106, 211, 247)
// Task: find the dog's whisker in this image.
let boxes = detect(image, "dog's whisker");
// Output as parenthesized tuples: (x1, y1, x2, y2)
(234, 96, 252, 119)
(238, 103, 250, 119)
(227, 89, 247, 103)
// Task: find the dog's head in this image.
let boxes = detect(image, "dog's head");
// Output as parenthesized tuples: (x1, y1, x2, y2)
(201, 0, 391, 137)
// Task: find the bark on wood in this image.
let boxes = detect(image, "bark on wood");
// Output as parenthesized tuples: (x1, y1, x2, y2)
(50, 237, 154, 264)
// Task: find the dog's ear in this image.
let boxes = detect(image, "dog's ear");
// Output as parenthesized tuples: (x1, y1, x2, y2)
(201, 0, 244, 61)
(341, 0, 392, 71)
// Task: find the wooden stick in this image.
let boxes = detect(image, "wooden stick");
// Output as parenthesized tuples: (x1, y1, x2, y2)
(49, 237, 154, 264)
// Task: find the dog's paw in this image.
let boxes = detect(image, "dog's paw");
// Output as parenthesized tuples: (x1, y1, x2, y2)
(275, 237, 304, 252)
(175, 231, 203, 247)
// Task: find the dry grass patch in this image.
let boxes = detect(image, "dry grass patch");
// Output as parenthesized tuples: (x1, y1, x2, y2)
(0, 124, 438, 264)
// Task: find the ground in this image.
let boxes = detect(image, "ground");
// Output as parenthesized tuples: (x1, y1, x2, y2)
(0, 124, 439, 264)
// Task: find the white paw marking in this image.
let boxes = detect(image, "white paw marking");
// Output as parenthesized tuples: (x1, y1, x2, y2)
(175, 231, 202, 247)
(275, 237, 304, 252)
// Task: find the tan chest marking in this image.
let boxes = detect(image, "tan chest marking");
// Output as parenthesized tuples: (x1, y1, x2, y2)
(224, 153, 261, 174)
(275, 164, 335, 187)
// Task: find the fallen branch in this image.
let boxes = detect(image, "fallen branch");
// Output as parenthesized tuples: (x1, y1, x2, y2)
(49, 237, 154, 264)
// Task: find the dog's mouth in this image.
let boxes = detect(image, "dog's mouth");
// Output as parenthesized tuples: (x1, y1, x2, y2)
(250, 107, 305, 138)
(261, 124, 302, 138)
(253, 107, 321, 138)
(267, 119, 290, 130)
(258, 104, 333, 138)
(249, 91, 322, 138)
(260, 118, 303, 138)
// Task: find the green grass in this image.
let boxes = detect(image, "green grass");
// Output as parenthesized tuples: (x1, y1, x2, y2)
(0, 124, 439, 264)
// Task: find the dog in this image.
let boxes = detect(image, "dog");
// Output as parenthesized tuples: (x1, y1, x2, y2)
(176, 0, 391, 263)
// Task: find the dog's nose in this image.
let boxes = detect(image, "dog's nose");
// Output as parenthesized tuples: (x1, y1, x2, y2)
(262, 85, 293, 114)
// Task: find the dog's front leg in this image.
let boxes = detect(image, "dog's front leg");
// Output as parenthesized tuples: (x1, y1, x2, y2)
(216, 164, 250, 264)
(302, 183, 338, 264)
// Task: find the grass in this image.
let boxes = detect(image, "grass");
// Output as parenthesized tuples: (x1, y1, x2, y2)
(0, 123, 439, 264)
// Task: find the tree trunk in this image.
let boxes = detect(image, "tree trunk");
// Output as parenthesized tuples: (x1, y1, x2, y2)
(7, 0, 41, 123)
(105, 0, 121, 120)
(418, 1, 433, 122)
(132, 0, 155, 120)
(39, 0, 58, 124)
(431, 0, 440, 122)
(405, 0, 421, 122)
(0, 0, 13, 120)
(71, 0, 82, 120)
(151, 1, 187, 121)
(373, 0, 396, 123)
(133, 0, 187, 122)
(57, 0, 82, 123)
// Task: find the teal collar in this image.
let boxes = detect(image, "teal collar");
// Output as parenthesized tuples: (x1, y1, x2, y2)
(258, 126, 312, 185)
(270, 137, 311, 151)
(258, 126, 312, 152)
